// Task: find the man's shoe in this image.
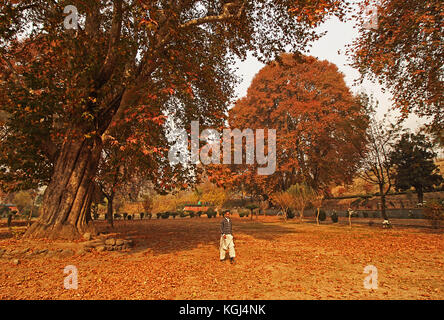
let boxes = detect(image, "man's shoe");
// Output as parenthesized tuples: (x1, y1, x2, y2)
(230, 258, 235, 264)
(220, 258, 226, 262)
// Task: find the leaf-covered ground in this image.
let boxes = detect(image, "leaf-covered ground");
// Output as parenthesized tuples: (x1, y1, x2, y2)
(0, 217, 443, 300)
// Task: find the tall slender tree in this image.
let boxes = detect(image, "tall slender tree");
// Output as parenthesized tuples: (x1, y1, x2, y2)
(352, 94, 403, 221)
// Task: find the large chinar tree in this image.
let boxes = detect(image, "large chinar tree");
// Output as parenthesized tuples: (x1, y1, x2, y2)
(0, 0, 348, 239)
(208, 54, 369, 197)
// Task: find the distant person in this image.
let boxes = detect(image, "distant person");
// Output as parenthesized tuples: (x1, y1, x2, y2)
(220, 210, 236, 264)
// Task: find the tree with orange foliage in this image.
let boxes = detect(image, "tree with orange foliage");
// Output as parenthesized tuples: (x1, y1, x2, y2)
(350, 0, 443, 132)
(271, 191, 293, 221)
(210, 54, 368, 198)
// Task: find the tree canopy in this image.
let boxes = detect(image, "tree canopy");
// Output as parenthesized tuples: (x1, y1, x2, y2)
(209, 54, 368, 197)
(350, 0, 443, 131)
(390, 132, 443, 203)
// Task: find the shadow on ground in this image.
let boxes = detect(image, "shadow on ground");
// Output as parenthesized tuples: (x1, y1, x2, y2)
(95, 217, 297, 256)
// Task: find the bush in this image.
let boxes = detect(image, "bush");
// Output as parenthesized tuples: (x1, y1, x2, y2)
(161, 212, 170, 219)
(156, 213, 161, 219)
(114, 213, 121, 220)
(170, 212, 178, 219)
(286, 209, 295, 219)
(317, 209, 326, 222)
(140, 212, 145, 219)
(239, 209, 249, 218)
(147, 213, 152, 219)
(422, 199, 443, 229)
(123, 213, 128, 220)
(330, 211, 338, 223)
(207, 208, 216, 218)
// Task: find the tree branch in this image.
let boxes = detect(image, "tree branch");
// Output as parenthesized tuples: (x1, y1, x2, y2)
(95, 0, 123, 89)
(179, 2, 245, 29)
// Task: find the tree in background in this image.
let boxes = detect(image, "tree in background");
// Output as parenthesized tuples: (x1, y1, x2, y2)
(287, 183, 317, 222)
(350, 0, 443, 133)
(142, 194, 154, 217)
(13, 191, 33, 214)
(95, 113, 166, 227)
(198, 182, 229, 216)
(271, 191, 293, 221)
(212, 54, 368, 198)
(351, 95, 403, 221)
(312, 193, 324, 226)
(390, 132, 443, 204)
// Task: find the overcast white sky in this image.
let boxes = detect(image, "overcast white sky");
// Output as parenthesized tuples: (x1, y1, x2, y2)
(232, 13, 427, 132)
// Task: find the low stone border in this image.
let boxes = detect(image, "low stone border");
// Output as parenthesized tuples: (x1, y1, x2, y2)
(82, 237, 134, 252)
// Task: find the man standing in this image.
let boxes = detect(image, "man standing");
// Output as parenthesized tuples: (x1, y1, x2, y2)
(220, 210, 235, 264)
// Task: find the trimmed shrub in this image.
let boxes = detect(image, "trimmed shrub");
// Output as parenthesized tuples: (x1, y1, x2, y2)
(287, 209, 295, 219)
(140, 212, 145, 219)
(330, 211, 338, 223)
(207, 208, 216, 218)
(156, 213, 161, 219)
(239, 209, 249, 218)
(170, 212, 178, 219)
(161, 212, 170, 219)
(317, 209, 326, 222)
(123, 213, 128, 220)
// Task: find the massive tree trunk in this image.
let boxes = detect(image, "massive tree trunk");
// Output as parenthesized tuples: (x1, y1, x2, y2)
(24, 135, 103, 240)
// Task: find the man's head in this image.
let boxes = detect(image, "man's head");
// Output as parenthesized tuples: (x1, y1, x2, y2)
(224, 210, 230, 218)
